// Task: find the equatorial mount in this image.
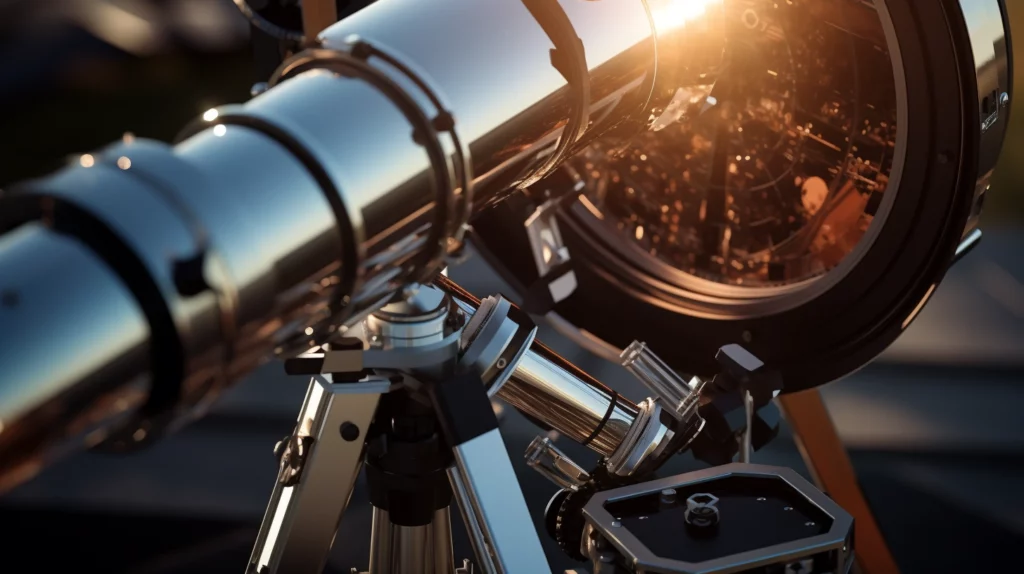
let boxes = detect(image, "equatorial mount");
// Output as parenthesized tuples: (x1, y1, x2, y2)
(245, 276, 831, 574)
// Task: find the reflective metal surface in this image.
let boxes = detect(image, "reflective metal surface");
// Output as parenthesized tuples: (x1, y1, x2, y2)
(501, 344, 638, 458)
(439, 275, 640, 458)
(248, 377, 388, 574)
(0, 0, 729, 479)
(365, 286, 451, 347)
(458, 295, 538, 396)
(368, 507, 454, 574)
(450, 428, 552, 574)
(324, 0, 722, 194)
(431, 507, 455, 574)
(583, 464, 855, 574)
(955, 0, 1012, 240)
(0, 127, 342, 469)
(565, 0, 907, 296)
(0, 223, 150, 491)
(606, 399, 673, 477)
(0, 0, 1010, 504)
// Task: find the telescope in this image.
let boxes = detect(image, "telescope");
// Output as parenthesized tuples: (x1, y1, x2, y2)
(0, 0, 1012, 572)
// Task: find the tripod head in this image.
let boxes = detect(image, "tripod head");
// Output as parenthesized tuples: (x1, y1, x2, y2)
(248, 279, 799, 574)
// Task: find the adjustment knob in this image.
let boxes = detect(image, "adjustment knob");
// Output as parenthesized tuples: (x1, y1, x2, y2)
(525, 437, 590, 491)
(620, 341, 703, 422)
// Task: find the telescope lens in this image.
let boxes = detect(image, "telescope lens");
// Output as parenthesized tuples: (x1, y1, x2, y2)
(571, 0, 900, 292)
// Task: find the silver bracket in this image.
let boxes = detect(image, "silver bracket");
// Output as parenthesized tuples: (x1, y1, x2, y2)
(247, 375, 391, 574)
(524, 198, 577, 306)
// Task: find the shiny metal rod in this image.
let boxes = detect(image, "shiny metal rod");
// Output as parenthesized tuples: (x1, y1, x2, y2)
(0, 0, 722, 489)
(502, 343, 637, 458)
(437, 275, 639, 458)
(369, 507, 454, 574)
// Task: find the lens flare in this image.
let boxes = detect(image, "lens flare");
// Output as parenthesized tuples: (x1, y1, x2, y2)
(649, 0, 722, 35)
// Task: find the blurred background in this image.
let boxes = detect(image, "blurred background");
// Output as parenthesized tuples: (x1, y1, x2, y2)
(0, 1, 1022, 572)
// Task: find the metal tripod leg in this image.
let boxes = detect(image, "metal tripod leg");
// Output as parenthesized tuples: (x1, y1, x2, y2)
(449, 428, 551, 573)
(432, 374, 551, 574)
(248, 376, 391, 574)
(368, 507, 455, 574)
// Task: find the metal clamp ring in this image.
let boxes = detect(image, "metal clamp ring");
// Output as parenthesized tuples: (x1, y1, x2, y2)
(519, 0, 591, 189)
(269, 47, 451, 302)
(269, 39, 471, 285)
(231, 0, 306, 44)
(341, 35, 475, 263)
(174, 106, 362, 329)
(606, 398, 669, 476)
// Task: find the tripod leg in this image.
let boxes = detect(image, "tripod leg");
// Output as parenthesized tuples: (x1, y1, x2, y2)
(248, 376, 390, 574)
(369, 507, 454, 574)
(432, 374, 552, 574)
(777, 389, 900, 574)
(431, 507, 456, 574)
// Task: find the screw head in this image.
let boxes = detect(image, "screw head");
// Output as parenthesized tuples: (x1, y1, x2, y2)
(251, 82, 269, 98)
(1000, 92, 1010, 107)
(340, 422, 360, 442)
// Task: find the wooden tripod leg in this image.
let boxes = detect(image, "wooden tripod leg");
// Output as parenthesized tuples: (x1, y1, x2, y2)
(776, 389, 901, 574)
(301, 0, 339, 40)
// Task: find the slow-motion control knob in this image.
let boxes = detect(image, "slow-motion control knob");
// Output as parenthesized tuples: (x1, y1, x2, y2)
(620, 341, 703, 423)
(525, 437, 591, 491)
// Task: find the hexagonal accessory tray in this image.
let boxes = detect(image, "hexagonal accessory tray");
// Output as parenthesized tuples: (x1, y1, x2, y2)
(582, 464, 854, 574)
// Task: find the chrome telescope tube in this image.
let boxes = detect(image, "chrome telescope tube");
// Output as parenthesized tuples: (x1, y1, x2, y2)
(0, 0, 723, 488)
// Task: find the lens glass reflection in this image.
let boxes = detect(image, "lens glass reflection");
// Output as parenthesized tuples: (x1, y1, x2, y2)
(572, 0, 899, 288)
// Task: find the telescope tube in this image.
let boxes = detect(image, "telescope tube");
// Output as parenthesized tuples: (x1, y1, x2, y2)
(0, 0, 723, 487)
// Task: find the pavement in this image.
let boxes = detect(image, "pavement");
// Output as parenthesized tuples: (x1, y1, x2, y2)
(2, 227, 1023, 573)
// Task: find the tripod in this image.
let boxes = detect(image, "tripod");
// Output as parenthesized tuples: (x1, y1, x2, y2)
(246, 283, 551, 574)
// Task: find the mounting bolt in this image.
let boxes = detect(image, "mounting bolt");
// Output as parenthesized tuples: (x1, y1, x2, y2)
(660, 488, 677, 505)
(251, 82, 270, 98)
